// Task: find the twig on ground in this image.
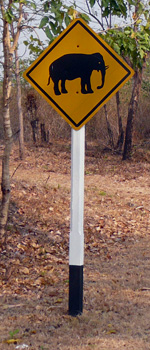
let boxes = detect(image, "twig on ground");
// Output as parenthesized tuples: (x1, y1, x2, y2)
(11, 163, 22, 179)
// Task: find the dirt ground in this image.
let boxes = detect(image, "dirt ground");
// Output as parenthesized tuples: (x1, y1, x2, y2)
(0, 140, 150, 350)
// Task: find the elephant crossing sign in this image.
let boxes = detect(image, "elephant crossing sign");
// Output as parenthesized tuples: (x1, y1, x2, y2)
(23, 19, 134, 130)
(47, 53, 108, 96)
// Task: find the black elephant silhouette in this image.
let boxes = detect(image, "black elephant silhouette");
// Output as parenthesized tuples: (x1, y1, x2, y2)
(47, 53, 108, 95)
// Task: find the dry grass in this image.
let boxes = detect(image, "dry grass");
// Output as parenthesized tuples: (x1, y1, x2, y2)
(0, 141, 150, 349)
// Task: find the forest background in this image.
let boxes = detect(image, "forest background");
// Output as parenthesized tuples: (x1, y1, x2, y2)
(0, 2, 150, 349)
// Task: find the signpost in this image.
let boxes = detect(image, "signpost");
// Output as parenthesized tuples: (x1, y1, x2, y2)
(23, 18, 134, 316)
(69, 126, 85, 315)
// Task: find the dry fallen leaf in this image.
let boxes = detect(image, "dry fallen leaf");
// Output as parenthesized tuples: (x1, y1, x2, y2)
(17, 243, 26, 251)
(30, 242, 41, 249)
(3, 338, 21, 344)
(19, 267, 29, 275)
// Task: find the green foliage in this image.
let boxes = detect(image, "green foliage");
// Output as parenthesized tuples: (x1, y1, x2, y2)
(9, 329, 19, 338)
(101, 0, 127, 18)
(24, 36, 43, 58)
(88, 0, 127, 18)
(4, 8, 14, 23)
(99, 0, 150, 71)
(102, 21, 150, 70)
(39, 16, 49, 28)
(3, 0, 37, 24)
(99, 191, 107, 196)
(39, 0, 73, 42)
(79, 13, 91, 23)
(89, 0, 96, 7)
(22, 0, 150, 71)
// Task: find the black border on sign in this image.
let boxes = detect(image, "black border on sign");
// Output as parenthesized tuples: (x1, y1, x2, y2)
(26, 20, 131, 128)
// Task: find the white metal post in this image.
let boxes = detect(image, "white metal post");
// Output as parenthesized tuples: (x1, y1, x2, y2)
(69, 126, 85, 316)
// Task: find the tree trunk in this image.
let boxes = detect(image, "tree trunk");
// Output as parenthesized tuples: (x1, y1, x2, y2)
(31, 119, 39, 143)
(1, 137, 12, 243)
(115, 91, 124, 152)
(40, 123, 47, 142)
(0, 19, 13, 242)
(15, 48, 24, 159)
(104, 104, 114, 149)
(123, 69, 142, 160)
(0, 1, 23, 245)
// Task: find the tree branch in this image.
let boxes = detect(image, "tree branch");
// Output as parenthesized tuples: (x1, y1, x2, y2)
(10, 2, 23, 53)
(85, 0, 105, 30)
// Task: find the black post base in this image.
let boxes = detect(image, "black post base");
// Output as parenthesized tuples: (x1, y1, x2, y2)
(69, 265, 83, 316)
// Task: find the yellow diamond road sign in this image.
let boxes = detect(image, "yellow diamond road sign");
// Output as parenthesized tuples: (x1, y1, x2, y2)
(23, 19, 134, 130)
